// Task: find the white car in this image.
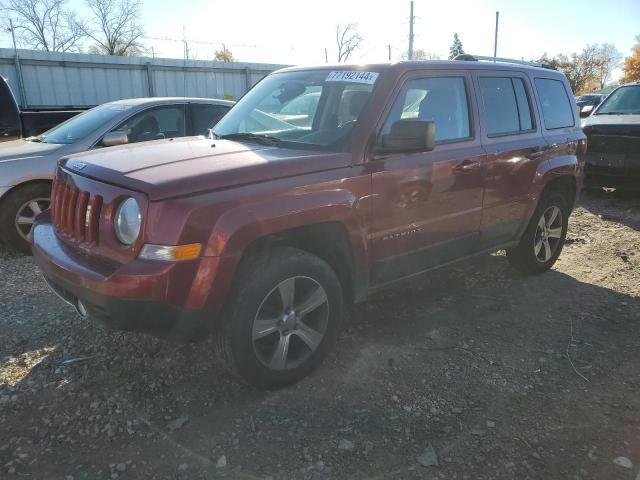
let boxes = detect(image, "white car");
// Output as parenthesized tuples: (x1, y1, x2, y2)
(0, 97, 233, 252)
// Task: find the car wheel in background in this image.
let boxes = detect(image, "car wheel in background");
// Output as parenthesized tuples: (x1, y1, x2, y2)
(0, 183, 51, 254)
(507, 191, 569, 274)
(214, 247, 344, 389)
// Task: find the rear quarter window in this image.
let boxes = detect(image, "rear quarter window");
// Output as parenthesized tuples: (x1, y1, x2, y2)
(534, 78, 575, 129)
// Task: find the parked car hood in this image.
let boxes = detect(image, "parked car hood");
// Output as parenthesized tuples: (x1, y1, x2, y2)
(583, 114, 640, 127)
(0, 139, 64, 163)
(61, 137, 352, 200)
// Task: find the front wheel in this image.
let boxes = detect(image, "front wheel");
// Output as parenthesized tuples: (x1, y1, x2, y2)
(507, 191, 569, 274)
(0, 183, 51, 254)
(214, 247, 344, 389)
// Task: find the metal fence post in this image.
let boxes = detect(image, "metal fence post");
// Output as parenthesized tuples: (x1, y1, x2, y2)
(145, 62, 155, 97)
(244, 67, 251, 94)
(13, 54, 28, 108)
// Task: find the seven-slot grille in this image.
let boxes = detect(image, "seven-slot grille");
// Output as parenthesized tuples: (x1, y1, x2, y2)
(50, 178, 103, 244)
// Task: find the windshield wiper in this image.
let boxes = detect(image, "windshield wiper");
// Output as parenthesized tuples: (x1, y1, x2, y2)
(25, 135, 45, 143)
(596, 111, 634, 115)
(217, 132, 281, 147)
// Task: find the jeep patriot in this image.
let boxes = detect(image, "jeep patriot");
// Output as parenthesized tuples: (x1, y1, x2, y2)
(31, 58, 586, 388)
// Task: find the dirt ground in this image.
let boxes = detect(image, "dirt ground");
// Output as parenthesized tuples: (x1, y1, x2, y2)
(1, 189, 639, 480)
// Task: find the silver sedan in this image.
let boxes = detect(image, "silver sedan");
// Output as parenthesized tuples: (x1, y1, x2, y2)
(0, 97, 233, 252)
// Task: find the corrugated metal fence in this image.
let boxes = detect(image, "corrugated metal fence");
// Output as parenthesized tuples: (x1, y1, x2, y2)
(0, 48, 287, 109)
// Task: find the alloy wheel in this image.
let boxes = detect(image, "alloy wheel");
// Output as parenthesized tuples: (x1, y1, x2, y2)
(533, 205, 563, 263)
(252, 276, 329, 371)
(15, 197, 50, 240)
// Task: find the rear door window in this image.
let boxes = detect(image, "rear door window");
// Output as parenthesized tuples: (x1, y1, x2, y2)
(534, 78, 575, 129)
(382, 76, 471, 143)
(479, 77, 534, 136)
(191, 103, 230, 135)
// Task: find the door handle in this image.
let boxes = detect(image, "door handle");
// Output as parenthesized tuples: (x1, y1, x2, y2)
(453, 160, 480, 173)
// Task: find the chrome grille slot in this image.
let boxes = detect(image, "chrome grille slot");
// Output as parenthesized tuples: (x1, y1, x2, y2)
(51, 177, 102, 245)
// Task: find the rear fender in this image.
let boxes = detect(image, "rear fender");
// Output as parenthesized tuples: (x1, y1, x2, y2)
(522, 155, 579, 228)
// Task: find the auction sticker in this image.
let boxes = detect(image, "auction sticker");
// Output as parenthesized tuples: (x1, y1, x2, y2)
(326, 71, 379, 84)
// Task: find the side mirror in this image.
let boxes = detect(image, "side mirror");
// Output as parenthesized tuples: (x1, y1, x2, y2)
(580, 105, 594, 118)
(102, 131, 129, 147)
(377, 120, 435, 155)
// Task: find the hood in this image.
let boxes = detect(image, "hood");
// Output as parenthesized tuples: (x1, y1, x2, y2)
(61, 136, 352, 200)
(0, 139, 64, 163)
(583, 114, 640, 127)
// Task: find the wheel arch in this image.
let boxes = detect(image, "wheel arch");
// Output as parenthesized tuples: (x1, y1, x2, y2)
(0, 178, 53, 205)
(235, 221, 360, 306)
(541, 174, 577, 211)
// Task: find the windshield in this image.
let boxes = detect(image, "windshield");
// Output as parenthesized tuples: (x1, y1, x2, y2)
(213, 69, 380, 151)
(37, 103, 133, 144)
(596, 85, 640, 115)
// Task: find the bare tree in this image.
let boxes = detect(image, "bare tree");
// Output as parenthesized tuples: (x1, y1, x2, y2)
(594, 43, 622, 88)
(539, 45, 601, 93)
(82, 0, 143, 56)
(214, 45, 235, 62)
(336, 24, 362, 63)
(405, 49, 440, 61)
(539, 44, 622, 93)
(2, 0, 84, 52)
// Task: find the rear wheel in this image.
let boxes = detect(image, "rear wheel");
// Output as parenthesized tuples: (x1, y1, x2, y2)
(507, 191, 569, 274)
(214, 247, 344, 389)
(0, 183, 51, 254)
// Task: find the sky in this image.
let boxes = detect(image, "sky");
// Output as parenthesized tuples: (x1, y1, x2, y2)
(1, 0, 639, 79)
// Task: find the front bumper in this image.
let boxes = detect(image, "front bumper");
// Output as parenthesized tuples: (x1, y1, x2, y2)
(32, 220, 215, 340)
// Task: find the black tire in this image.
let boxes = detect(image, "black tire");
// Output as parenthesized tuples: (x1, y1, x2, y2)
(507, 191, 569, 274)
(0, 183, 51, 254)
(214, 246, 344, 389)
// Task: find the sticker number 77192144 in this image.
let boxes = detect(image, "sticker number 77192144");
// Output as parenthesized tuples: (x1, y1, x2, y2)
(325, 71, 379, 84)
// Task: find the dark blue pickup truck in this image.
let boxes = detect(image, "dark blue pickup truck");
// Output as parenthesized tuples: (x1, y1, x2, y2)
(0, 76, 83, 142)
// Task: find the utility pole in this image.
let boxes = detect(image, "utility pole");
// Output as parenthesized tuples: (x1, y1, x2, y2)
(408, 1, 414, 60)
(183, 26, 189, 60)
(8, 18, 18, 54)
(387, 44, 392, 61)
(325, 48, 328, 64)
(493, 11, 499, 60)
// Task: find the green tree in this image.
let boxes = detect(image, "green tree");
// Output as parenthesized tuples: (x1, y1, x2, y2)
(448, 33, 464, 60)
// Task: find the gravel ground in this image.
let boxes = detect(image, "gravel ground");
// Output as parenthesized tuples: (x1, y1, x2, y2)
(1, 189, 639, 480)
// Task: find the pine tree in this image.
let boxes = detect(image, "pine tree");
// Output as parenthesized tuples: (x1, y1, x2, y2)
(448, 33, 465, 60)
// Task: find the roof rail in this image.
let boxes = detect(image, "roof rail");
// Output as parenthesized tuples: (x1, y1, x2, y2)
(454, 54, 556, 70)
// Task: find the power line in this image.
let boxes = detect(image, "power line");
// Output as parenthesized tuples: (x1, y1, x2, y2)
(142, 35, 256, 49)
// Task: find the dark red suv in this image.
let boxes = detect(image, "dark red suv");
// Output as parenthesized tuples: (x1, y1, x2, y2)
(32, 58, 586, 388)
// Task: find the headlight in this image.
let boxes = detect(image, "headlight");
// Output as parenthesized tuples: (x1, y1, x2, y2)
(114, 197, 141, 245)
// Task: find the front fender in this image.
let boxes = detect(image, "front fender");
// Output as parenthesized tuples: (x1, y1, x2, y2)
(206, 188, 367, 259)
(186, 183, 371, 316)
